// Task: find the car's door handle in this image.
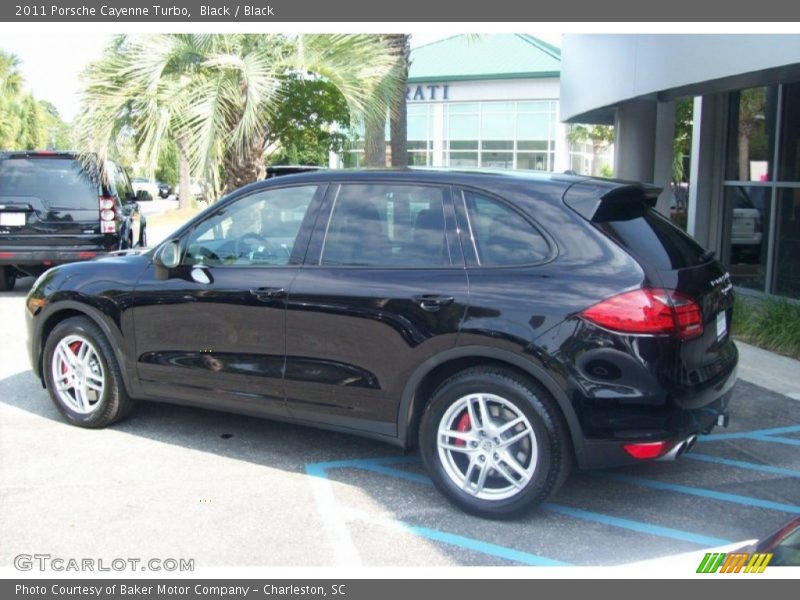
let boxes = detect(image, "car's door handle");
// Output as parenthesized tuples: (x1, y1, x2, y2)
(249, 287, 287, 302)
(413, 294, 455, 312)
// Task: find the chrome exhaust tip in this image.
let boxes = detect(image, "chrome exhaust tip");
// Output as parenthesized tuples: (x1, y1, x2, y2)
(657, 435, 698, 461)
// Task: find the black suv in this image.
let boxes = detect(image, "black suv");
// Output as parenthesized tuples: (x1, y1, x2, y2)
(0, 151, 147, 290)
(25, 170, 737, 518)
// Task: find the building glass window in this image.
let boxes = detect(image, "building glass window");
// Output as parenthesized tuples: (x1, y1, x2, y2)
(408, 141, 432, 166)
(725, 86, 778, 182)
(724, 186, 770, 293)
(778, 82, 800, 182)
(344, 99, 558, 172)
(722, 81, 800, 298)
(443, 100, 557, 170)
(773, 188, 800, 299)
(407, 104, 433, 166)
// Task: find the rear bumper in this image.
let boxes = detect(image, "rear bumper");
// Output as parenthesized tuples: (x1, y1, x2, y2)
(575, 365, 737, 470)
(0, 245, 109, 267)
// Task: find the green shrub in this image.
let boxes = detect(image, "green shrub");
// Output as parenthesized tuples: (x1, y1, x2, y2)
(732, 294, 800, 359)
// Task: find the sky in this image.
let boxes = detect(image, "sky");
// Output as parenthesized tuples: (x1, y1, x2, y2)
(0, 32, 563, 123)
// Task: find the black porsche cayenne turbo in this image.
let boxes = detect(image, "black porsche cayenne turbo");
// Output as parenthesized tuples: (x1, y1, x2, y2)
(25, 169, 737, 518)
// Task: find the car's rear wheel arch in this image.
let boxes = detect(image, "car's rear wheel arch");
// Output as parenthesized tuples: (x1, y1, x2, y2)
(37, 304, 132, 395)
(400, 347, 582, 460)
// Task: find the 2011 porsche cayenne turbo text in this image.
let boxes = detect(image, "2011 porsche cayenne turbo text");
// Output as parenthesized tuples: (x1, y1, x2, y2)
(18, 5, 191, 18)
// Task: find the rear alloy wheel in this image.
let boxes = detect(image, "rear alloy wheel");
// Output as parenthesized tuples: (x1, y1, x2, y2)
(0, 266, 16, 292)
(43, 316, 135, 427)
(437, 393, 538, 500)
(420, 368, 571, 518)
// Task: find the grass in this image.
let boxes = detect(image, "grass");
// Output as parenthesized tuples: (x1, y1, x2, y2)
(146, 207, 201, 230)
(732, 294, 800, 360)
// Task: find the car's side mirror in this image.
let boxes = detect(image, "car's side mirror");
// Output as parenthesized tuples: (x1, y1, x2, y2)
(153, 239, 181, 270)
(135, 190, 152, 202)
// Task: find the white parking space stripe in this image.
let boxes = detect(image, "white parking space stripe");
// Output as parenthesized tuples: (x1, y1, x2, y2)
(306, 467, 362, 567)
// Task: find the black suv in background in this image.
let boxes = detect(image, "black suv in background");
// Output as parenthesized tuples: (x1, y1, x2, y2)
(25, 169, 738, 517)
(0, 151, 147, 291)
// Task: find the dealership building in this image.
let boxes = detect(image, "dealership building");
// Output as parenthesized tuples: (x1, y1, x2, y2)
(342, 33, 799, 300)
(561, 34, 800, 300)
(342, 34, 608, 175)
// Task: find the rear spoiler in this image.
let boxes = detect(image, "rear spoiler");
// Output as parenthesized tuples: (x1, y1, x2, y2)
(563, 180, 661, 222)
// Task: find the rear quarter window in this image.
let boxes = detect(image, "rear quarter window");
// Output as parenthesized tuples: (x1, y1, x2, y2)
(461, 190, 551, 266)
(596, 204, 709, 270)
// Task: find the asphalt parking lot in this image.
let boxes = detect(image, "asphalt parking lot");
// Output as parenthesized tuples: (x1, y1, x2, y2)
(1, 276, 798, 569)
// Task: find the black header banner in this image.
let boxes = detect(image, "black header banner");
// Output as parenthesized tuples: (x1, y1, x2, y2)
(2, 0, 800, 22)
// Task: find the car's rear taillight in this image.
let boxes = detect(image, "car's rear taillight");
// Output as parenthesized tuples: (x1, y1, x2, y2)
(581, 288, 704, 340)
(99, 195, 116, 233)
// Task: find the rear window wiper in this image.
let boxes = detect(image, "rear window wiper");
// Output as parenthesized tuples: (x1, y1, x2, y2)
(700, 249, 716, 262)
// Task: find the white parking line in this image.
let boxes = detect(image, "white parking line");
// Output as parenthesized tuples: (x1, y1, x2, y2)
(306, 468, 363, 567)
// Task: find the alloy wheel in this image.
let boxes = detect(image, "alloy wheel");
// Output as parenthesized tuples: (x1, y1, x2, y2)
(50, 335, 105, 415)
(437, 393, 537, 501)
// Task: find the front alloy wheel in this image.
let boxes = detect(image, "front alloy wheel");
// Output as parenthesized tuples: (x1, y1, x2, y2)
(50, 335, 105, 415)
(43, 316, 135, 427)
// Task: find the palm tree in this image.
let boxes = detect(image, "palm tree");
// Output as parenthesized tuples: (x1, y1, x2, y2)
(388, 34, 410, 167)
(76, 34, 401, 206)
(362, 34, 410, 168)
(567, 124, 615, 177)
(1, 49, 68, 151)
(0, 50, 24, 147)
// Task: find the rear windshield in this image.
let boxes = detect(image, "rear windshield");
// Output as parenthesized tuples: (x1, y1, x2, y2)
(0, 158, 99, 209)
(596, 203, 709, 270)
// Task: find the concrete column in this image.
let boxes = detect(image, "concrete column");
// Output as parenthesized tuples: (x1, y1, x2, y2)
(553, 103, 570, 173)
(614, 99, 657, 182)
(432, 103, 445, 167)
(653, 101, 676, 216)
(687, 93, 727, 251)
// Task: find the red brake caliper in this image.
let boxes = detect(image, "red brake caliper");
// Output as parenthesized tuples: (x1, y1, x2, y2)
(63, 341, 81, 374)
(454, 412, 471, 446)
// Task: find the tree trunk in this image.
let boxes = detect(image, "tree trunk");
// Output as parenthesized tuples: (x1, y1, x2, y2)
(591, 142, 601, 177)
(363, 112, 386, 167)
(222, 136, 266, 194)
(177, 138, 192, 211)
(389, 34, 410, 167)
(738, 133, 750, 181)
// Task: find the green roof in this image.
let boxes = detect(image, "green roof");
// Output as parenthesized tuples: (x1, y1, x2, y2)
(408, 34, 561, 83)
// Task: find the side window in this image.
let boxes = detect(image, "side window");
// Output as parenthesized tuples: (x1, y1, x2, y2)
(106, 163, 133, 201)
(118, 169, 135, 201)
(184, 185, 318, 267)
(321, 184, 450, 267)
(462, 191, 550, 266)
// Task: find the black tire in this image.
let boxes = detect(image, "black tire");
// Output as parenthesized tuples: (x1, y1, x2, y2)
(42, 316, 135, 428)
(0, 267, 16, 292)
(139, 225, 147, 247)
(419, 367, 572, 519)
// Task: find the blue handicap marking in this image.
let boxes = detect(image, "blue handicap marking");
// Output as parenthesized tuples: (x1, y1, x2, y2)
(305, 455, 734, 556)
(699, 424, 800, 442)
(686, 453, 800, 478)
(305, 456, 569, 566)
(597, 472, 800, 515)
